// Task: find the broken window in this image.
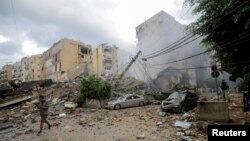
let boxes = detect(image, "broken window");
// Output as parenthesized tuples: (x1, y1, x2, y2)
(79, 45, 88, 54)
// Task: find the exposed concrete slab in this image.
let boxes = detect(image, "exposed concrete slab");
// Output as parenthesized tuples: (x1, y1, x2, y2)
(0, 95, 31, 108)
(198, 101, 229, 122)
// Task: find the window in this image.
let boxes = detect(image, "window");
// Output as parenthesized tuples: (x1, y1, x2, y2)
(105, 66, 111, 70)
(80, 46, 88, 54)
(126, 96, 132, 100)
(104, 48, 111, 52)
(104, 60, 112, 64)
(133, 95, 140, 99)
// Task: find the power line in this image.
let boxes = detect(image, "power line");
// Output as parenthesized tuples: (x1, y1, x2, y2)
(131, 64, 140, 79)
(138, 60, 161, 91)
(10, 0, 20, 43)
(141, 0, 248, 59)
(113, 61, 130, 74)
(135, 60, 159, 91)
(149, 59, 250, 71)
(141, 29, 244, 60)
(148, 34, 250, 66)
(137, 5, 194, 53)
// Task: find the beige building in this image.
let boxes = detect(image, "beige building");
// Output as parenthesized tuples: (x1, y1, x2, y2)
(41, 38, 92, 81)
(27, 54, 42, 81)
(12, 55, 42, 82)
(0, 64, 13, 82)
(93, 44, 118, 77)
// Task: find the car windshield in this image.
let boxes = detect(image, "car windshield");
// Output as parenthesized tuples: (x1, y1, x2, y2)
(118, 96, 125, 101)
(167, 91, 187, 100)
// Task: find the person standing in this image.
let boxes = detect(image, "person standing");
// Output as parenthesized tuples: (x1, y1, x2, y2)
(37, 95, 51, 135)
(220, 79, 229, 101)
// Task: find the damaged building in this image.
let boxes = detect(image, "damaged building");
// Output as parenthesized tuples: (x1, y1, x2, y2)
(40, 38, 92, 81)
(135, 10, 210, 91)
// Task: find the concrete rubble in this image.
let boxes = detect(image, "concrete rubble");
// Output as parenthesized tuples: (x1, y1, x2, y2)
(0, 79, 249, 140)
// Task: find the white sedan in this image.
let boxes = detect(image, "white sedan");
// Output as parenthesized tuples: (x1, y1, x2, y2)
(104, 94, 145, 110)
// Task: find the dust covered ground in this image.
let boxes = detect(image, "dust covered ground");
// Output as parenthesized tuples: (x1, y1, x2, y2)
(1, 105, 206, 141)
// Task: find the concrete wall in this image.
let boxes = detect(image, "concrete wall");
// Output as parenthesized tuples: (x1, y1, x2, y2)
(61, 39, 92, 72)
(60, 62, 92, 81)
(198, 101, 229, 122)
(41, 38, 92, 81)
(85, 98, 108, 109)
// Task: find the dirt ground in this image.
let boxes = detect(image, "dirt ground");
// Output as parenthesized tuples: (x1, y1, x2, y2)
(1, 82, 248, 141)
(0, 105, 206, 141)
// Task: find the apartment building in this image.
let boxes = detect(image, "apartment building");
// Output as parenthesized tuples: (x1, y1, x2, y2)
(12, 61, 22, 80)
(41, 38, 92, 81)
(93, 44, 118, 77)
(0, 64, 13, 82)
(26, 54, 42, 81)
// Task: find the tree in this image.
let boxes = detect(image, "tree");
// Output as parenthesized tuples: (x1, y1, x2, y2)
(74, 75, 111, 106)
(185, 0, 250, 81)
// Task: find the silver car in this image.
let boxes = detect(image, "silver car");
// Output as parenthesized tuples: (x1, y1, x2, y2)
(104, 94, 145, 110)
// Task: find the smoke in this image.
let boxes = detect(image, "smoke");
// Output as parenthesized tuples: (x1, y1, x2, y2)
(136, 11, 211, 91)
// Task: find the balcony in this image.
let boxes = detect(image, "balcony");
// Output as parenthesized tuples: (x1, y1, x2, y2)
(103, 59, 112, 65)
(104, 53, 112, 59)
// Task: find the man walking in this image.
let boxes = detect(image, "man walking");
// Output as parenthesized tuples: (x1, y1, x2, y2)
(220, 79, 229, 101)
(37, 95, 51, 135)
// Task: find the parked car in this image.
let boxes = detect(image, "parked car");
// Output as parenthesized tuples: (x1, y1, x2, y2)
(161, 90, 198, 113)
(104, 94, 145, 110)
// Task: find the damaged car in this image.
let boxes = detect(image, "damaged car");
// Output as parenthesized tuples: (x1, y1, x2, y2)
(104, 94, 145, 110)
(161, 90, 198, 113)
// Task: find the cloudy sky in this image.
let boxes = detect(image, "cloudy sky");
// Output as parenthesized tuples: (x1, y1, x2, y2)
(0, 0, 196, 67)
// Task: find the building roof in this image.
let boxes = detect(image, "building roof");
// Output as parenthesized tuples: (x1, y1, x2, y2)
(135, 10, 174, 31)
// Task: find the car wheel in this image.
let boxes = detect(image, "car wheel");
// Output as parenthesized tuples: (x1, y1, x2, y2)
(114, 104, 121, 110)
(139, 101, 144, 106)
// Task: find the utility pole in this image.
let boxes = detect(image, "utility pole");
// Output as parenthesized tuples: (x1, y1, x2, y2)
(118, 51, 141, 80)
(114, 51, 141, 89)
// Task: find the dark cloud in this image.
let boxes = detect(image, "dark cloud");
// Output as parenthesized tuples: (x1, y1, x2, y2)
(0, 0, 121, 48)
(0, 0, 134, 68)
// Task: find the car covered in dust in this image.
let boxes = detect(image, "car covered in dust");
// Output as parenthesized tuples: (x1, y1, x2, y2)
(104, 94, 145, 110)
(161, 89, 198, 113)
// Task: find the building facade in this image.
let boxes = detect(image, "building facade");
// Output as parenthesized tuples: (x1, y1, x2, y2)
(41, 38, 92, 81)
(12, 55, 42, 82)
(0, 64, 13, 82)
(136, 10, 210, 89)
(93, 44, 118, 77)
(27, 54, 42, 81)
(12, 61, 22, 80)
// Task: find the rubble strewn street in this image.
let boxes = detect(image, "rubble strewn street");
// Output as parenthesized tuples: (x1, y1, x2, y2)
(0, 1, 250, 140)
(0, 81, 249, 141)
(1, 105, 206, 141)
